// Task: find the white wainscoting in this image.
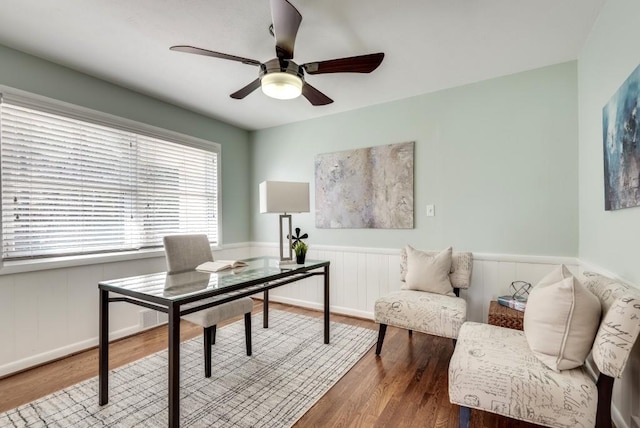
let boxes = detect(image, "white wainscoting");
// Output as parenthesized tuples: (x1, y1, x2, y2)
(0, 244, 251, 378)
(250, 243, 579, 324)
(0, 243, 578, 378)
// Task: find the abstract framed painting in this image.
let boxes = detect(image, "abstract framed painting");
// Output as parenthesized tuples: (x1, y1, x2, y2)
(602, 63, 640, 211)
(315, 141, 414, 228)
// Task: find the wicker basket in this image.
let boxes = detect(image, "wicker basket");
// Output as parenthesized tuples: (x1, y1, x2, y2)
(488, 301, 524, 330)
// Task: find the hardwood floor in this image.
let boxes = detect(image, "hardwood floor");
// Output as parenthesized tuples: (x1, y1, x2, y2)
(0, 302, 542, 427)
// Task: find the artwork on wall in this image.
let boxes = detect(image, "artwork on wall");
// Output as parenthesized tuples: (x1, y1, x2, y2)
(602, 63, 640, 211)
(315, 141, 414, 228)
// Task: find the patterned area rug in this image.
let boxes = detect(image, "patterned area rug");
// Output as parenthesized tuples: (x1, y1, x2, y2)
(0, 310, 377, 427)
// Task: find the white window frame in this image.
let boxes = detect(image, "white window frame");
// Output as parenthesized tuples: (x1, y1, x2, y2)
(0, 86, 222, 274)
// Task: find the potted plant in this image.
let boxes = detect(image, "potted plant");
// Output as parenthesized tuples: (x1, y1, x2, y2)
(293, 241, 308, 264)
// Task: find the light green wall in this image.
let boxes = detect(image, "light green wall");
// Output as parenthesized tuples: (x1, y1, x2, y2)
(250, 62, 579, 255)
(578, 0, 640, 286)
(578, 4, 640, 422)
(0, 43, 581, 254)
(0, 44, 251, 244)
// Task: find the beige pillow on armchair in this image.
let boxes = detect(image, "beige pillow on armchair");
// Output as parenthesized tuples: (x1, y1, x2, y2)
(524, 264, 601, 371)
(402, 246, 455, 296)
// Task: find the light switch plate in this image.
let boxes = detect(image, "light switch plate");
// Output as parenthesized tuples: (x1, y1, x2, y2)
(426, 204, 435, 217)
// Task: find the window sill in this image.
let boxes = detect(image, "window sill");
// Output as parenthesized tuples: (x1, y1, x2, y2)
(0, 245, 221, 276)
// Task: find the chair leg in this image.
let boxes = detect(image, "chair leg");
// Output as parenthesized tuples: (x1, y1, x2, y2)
(244, 312, 252, 356)
(204, 326, 213, 378)
(595, 374, 614, 428)
(376, 324, 387, 355)
(211, 325, 216, 345)
(459, 406, 470, 428)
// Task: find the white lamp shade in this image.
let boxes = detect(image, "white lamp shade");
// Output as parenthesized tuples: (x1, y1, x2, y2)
(259, 181, 310, 213)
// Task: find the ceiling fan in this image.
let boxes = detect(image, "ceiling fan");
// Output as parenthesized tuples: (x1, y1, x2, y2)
(170, 0, 384, 106)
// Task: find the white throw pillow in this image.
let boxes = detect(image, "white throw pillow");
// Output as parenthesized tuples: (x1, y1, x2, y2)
(524, 265, 601, 371)
(402, 246, 454, 296)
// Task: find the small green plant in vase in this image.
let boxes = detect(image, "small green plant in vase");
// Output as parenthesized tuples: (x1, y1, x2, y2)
(288, 227, 309, 264)
(293, 241, 308, 264)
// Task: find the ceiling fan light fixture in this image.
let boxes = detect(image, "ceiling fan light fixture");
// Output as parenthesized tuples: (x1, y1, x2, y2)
(171, 0, 382, 106)
(261, 72, 303, 100)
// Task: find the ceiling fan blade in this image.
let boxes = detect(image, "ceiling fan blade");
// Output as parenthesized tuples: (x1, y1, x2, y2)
(170, 45, 261, 66)
(303, 53, 384, 75)
(302, 83, 333, 106)
(230, 79, 262, 99)
(270, 0, 302, 59)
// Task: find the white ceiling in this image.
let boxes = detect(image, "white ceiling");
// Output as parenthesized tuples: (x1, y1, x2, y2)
(0, 0, 605, 131)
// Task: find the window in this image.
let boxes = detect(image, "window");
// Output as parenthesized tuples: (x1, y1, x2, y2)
(0, 91, 220, 261)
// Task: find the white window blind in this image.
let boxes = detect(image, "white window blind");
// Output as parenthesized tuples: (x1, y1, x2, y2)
(0, 95, 219, 261)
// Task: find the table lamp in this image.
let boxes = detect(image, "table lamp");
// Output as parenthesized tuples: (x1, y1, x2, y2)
(259, 181, 310, 265)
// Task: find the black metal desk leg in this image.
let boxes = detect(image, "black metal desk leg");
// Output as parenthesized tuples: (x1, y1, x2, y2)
(263, 290, 269, 328)
(324, 265, 330, 344)
(98, 288, 109, 405)
(168, 303, 181, 428)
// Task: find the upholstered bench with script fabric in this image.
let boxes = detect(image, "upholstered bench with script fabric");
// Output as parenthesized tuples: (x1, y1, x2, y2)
(374, 247, 473, 354)
(449, 271, 640, 428)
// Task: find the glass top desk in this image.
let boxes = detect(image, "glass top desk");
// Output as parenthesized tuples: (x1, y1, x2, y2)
(98, 256, 330, 428)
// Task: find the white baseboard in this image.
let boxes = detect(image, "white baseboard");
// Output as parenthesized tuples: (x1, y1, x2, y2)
(613, 406, 627, 428)
(0, 324, 146, 378)
(584, 358, 627, 428)
(254, 294, 375, 320)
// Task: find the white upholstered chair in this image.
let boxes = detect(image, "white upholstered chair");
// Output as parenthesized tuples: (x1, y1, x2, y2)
(449, 272, 640, 428)
(374, 247, 473, 355)
(163, 234, 254, 378)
